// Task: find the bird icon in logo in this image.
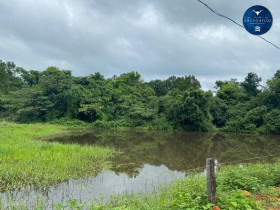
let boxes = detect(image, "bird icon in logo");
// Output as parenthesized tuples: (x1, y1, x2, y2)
(253, 10, 263, 16)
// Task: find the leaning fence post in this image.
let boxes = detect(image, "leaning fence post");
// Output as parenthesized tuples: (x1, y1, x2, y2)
(206, 158, 216, 204)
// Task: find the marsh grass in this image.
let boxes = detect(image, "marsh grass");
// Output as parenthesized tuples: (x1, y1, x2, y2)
(0, 122, 279, 209)
(0, 161, 279, 209)
(0, 122, 113, 192)
(96, 163, 280, 209)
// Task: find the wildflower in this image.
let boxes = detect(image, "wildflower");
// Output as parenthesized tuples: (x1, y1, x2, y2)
(242, 190, 250, 196)
(213, 206, 220, 210)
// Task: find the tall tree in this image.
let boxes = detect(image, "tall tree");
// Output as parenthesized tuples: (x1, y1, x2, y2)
(241, 72, 262, 96)
(0, 60, 22, 93)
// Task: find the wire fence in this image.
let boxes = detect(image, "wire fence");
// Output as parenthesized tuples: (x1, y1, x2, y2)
(181, 154, 280, 204)
(184, 153, 280, 173)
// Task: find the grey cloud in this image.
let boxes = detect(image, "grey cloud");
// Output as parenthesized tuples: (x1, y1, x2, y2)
(0, 0, 279, 90)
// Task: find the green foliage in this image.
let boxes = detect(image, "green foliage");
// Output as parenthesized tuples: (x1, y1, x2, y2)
(66, 162, 279, 210)
(17, 68, 40, 86)
(0, 122, 113, 191)
(216, 80, 247, 105)
(223, 103, 250, 132)
(0, 60, 23, 93)
(210, 97, 227, 127)
(262, 109, 280, 133)
(116, 71, 141, 86)
(52, 199, 86, 210)
(218, 164, 280, 192)
(2, 87, 53, 122)
(164, 90, 213, 131)
(2, 60, 280, 133)
(266, 70, 280, 108)
(240, 72, 262, 97)
(148, 75, 201, 96)
(218, 190, 261, 210)
(49, 118, 91, 127)
(244, 106, 267, 128)
(170, 177, 213, 209)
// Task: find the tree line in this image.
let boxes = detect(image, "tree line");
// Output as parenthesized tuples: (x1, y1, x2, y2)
(1, 60, 280, 133)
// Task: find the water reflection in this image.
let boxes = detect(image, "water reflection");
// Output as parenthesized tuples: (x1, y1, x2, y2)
(50, 130, 280, 176)
(2, 130, 280, 208)
(1, 164, 184, 209)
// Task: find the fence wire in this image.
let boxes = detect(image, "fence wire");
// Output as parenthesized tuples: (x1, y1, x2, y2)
(184, 153, 280, 173)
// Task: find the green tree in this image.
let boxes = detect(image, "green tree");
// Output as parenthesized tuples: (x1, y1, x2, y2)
(216, 80, 247, 105)
(241, 72, 262, 97)
(266, 70, 280, 108)
(0, 60, 22, 93)
(149, 75, 201, 96)
(262, 109, 280, 133)
(210, 97, 228, 127)
(2, 87, 53, 122)
(18, 68, 40, 86)
(165, 90, 212, 131)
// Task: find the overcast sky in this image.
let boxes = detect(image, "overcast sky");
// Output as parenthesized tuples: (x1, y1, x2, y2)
(0, 0, 279, 89)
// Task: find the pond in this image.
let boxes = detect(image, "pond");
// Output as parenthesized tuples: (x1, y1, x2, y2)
(2, 130, 280, 208)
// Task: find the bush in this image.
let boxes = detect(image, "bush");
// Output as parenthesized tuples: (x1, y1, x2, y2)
(170, 176, 213, 210)
(218, 190, 261, 210)
(218, 164, 280, 192)
(262, 109, 280, 133)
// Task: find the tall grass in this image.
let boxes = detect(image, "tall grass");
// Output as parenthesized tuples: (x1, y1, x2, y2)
(94, 162, 280, 209)
(0, 122, 113, 191)
(3, 162, 279, 209)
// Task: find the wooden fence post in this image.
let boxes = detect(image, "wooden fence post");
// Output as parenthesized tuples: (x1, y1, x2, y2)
(206, 158, 216, 204)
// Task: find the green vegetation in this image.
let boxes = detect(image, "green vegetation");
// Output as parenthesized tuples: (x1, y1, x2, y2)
(0, 122, 113, 191)
(2, 60, 280, 133)
(91, 162, 280, 209)
(2, 162, 280, 209)
(1, 60, 280, 209)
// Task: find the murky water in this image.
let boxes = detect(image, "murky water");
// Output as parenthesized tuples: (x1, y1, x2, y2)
(53, 130, 280, 174)
(2, 130, 280, 208)
(2, 164, 184, 209)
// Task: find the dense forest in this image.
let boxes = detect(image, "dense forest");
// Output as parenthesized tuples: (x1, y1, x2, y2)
(1, 60, 280, 133)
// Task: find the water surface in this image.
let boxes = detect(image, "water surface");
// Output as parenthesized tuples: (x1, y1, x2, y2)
(52, 130, 280, 174)
(2, 130, 280, 208)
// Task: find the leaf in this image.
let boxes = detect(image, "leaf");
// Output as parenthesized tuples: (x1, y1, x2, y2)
(230, 201, 238, 207)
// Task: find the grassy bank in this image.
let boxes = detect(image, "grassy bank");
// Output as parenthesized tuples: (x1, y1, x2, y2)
(96, 163, 280, 210)
(3, 162, 280, 209)
(1, 122, 280, 209)
(0, 122, 113, 191)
